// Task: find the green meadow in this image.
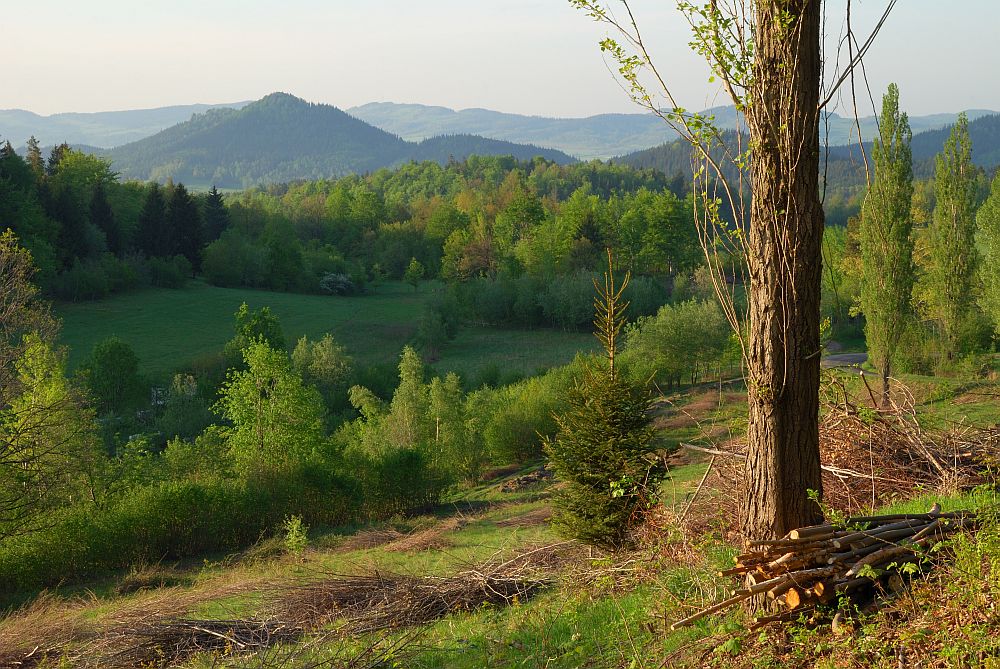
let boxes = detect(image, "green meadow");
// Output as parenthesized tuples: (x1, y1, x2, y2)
(55, 281, 597, 382)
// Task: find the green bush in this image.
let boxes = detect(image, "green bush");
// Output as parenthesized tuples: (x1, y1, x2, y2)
(0, 469, 359, 593)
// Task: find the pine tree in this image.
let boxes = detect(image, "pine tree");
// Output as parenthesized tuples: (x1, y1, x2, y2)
(928, 114, 979, 358)
(137, 182, 167, 257)
(544, 253, 662, 549)
(859, 84, 915, 405)
(25, 136, 43, 181)
(89, 181, 120, 256)
(202, 185, 230, 243)
(166, 182, 203, 270)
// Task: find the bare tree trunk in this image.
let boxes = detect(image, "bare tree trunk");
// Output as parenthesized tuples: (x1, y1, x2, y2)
(741, 0, 825, 541)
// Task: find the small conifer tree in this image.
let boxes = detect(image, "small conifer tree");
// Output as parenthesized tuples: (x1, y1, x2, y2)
(544, 251, 662, 549)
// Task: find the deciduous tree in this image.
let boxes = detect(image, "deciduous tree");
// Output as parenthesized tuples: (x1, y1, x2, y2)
(928, 114, 979, 358)
(859, 84, 914, 405)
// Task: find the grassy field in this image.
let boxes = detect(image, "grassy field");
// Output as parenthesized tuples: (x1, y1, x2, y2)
(55, 281, 596, 382)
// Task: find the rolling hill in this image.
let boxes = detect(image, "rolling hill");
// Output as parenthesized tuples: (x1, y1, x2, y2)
(104, 93, 576, 188)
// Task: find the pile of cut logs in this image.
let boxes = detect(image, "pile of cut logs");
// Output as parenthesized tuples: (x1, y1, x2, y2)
(671, 505, 974, 630)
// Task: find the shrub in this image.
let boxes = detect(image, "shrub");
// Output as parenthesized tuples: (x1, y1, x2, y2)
(319, 272, 359, 295)
(544, 262, 664, 549)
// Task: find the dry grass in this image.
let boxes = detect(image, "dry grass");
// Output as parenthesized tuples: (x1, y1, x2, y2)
(332, 528, 405, 553)
(383, 517, 464, 553)
(0, 592, 96, 668)
(495, 506, 553, 528)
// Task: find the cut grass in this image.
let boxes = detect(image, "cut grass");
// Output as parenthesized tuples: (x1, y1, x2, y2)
(55, 281, 594, 383)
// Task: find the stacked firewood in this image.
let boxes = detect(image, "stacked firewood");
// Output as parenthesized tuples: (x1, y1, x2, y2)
(671, 505, 975, 630)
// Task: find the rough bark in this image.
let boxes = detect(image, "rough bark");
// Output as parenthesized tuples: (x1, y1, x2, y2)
(741, 0, 825, 541)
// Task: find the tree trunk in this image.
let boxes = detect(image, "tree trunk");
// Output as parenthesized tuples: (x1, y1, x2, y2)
(741, 0, 825, 541)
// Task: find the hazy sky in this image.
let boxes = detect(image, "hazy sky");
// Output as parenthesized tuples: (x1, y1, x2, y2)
(3, 1, 996, 118)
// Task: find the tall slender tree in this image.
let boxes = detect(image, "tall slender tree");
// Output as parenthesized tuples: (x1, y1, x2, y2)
(567, 0, 895, 539)
(137, 182, 167, 257)
(977, 172, 1000, 333)
(25, 136, 44, 181)
(928, 114, 978, 358)
(860, 84, 914, 405)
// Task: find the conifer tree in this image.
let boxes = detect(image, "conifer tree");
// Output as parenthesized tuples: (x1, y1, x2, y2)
(928, 114, 979, 358)
(25, 136, 43, 181)
(45, 143, 69, 177)
(137, 182, 167, 257)
(89, 181, 120, 256)
(544, 253, 662, 549)
(166, 183, 203, 270)
(202, 185, 230, 243)
(859, 84, 914, 405)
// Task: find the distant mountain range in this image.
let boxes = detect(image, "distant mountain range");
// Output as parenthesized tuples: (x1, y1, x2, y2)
(0, 101, 252, 149)
(6, 93, 1000, 190)
(4, 96, 995, 161)
(102, 93, 576, 188)
(348, 102, 999, 159)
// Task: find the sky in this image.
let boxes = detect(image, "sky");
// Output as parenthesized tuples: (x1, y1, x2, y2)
(3, 0, 997, 118)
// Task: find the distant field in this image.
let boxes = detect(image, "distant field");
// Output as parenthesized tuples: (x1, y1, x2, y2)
(55, 281, 595, 382)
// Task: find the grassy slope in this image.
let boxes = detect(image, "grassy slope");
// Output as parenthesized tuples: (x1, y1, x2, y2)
(5, 348, 998, 666)
(55, 281, 595, 382)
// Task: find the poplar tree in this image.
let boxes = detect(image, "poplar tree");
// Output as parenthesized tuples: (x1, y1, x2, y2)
(928, 114, 978, 358)
(976, 172, 1000, 334)
(859, 84, 914, 405)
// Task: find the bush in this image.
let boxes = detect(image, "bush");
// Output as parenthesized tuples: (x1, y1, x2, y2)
(319, 272, 360, 295)
(147, 255, 191, 288)
(0, 469, 359, 592)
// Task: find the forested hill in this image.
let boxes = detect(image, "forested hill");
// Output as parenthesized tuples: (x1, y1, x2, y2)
(618, 113, 1000, 193)
(104, 93, 575, 188)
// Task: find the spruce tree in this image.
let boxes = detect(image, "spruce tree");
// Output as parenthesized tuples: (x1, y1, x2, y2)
(859, 84, 914, 405)
(89, 181, 120, 256)
(137, 182, 167, 257)
(544, 254, 662, 550)
(166, 183, 203, 270)
(45, 143, 69, 177)
(202, 185, 230, 243)
(928, 114, 979, 358)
